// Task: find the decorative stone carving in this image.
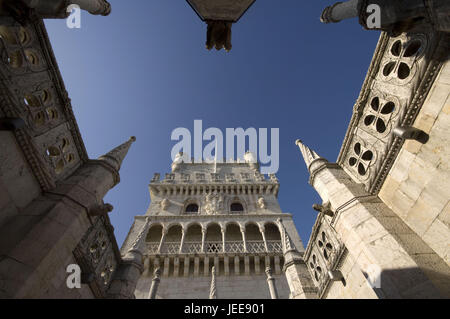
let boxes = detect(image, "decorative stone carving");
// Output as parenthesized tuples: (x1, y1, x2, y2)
(203, 193, 224, 215)
(257, 197, 266, 209)
(160, 199, 170, 210)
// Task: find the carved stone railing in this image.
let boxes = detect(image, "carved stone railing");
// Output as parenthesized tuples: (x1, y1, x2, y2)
(225, 241, 244, 253)
(184, 242, 202, 254)
(145, 240, 283, 255)
(267, 240, 283, 253)
(160, 242, 180, 254)
(147, 243, 159, 254)
(247, 240, 267, 253)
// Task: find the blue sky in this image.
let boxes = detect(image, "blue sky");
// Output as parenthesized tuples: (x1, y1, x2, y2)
(44, 1, 380, 247)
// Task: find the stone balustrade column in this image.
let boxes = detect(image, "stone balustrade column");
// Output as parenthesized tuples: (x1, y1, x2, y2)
(147, 268, 161, 299)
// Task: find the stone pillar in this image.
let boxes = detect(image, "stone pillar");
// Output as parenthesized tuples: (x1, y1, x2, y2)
(254, 256, 261, 274)
(265, 267, 279, 299)
(244, 256, 250, 275)
(194, 257, 200, 276)
(240, 226, 247, 252)
(173, 257, 180, 277)
(163, 257, 170, 277)
(204, 256, 210, 276)
(158, 227, 167, 254)
(234, 256, 240, 275)
(148, 268, 161, 299)
(179, 227, 186, 254)
(201, 228, 207, 253)
(209, 266, 217, 299)
(259, 225, 269, 253)
(224, 256, 230, 276)
(221, 228, 226, 253)
(184, 257, 190, 277)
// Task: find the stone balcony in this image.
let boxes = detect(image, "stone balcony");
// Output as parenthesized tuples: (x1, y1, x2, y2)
(147, 240, 282, 256)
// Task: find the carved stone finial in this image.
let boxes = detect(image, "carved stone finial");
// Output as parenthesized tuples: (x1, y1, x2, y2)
(98, 136, 136, 172)
(295, 139, 328, 173)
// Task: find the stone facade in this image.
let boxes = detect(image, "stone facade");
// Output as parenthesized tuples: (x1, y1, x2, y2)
(291, 2, 450, 299)
(121, 158, 314, 299)
(0, 1, 141, 299)
(0, 0, 449, 299)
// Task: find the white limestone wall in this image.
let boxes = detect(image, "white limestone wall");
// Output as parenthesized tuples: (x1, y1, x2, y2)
(379, 58, 450, 264)
(324, 253, 378, 299)
(135, 273, 290, 299)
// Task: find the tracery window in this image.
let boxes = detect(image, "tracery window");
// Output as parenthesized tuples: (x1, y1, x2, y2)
(348, 142, 373, 177)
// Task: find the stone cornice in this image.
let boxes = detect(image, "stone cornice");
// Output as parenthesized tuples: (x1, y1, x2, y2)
(135, 213, 293, 223)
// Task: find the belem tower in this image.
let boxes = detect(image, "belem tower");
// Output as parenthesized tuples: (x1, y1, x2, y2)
(0, 0, 449, 298)
(121, 153, 315, 299)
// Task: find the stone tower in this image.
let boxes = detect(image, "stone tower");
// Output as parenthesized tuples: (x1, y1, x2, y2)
(121, 154, 313, 299)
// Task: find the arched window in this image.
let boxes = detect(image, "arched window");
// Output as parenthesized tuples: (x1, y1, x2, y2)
(230, 202, 244, 213)
(185, 203, 199, 214)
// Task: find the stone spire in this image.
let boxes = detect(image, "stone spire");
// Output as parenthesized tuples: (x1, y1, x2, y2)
(209, 266, 217, 299)
(277, 218, 296, 254)
(99, 136, 136, 172)
(295, 139, 327, 173)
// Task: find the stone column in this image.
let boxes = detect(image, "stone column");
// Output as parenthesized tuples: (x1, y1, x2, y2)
(221, 228, 226, 253)
(265, 267, 279, 299)
(240, 226, 247, 252)
(148, 268, 161, 299)
(259, 225, 269, 253)
(157, 227, 168, 254)
(201, 228, 207, 253)
(179, 227, 186, 254)
(209, 266, 217, 299)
